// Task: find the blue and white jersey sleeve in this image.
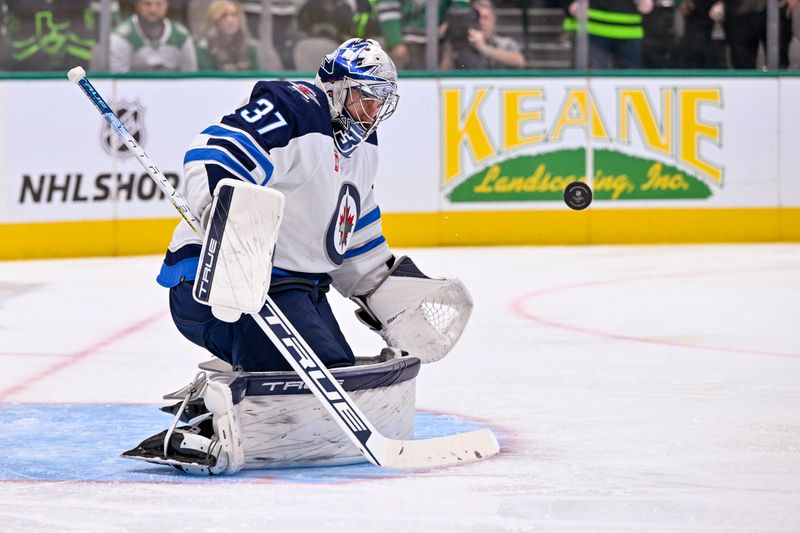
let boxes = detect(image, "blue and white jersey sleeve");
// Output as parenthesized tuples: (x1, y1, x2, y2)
(183, 122, 276, 189)
(158, 80, 333, 286)
(177, 121, 279, 239)
(329, 187, 393, 297)
(182, 80, 330, 200)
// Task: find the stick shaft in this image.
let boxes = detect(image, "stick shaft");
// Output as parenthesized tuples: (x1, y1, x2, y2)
(73, 76, 201, 233)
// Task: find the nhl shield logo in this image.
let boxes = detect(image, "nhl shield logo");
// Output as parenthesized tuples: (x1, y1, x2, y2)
(101, 100, 146, 158)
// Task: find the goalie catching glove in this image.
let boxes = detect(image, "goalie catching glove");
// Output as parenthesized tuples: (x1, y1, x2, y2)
(352, 256, 473, 364)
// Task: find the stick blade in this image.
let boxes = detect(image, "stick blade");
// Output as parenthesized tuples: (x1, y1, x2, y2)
(377, 428, 500, 470)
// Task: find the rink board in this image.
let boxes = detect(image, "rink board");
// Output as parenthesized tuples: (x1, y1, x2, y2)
(1, 207, 798, 260)
(1, 73, 798, 258)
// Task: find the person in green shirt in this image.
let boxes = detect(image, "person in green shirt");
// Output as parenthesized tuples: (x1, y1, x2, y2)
(0, 0, 103, 71)
(563, 0, 653, 68)
(352, 0, 383, 41)
(110, 0, 197, 72)
(375, 0, 471, 69)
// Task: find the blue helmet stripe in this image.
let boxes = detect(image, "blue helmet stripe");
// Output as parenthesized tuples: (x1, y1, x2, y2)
(317, 40, 387, 84)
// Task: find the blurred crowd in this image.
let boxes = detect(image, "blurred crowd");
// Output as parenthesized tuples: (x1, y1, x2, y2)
(0, 0, 797, 72)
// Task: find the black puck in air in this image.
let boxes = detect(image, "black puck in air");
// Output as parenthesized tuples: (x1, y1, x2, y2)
(564, 181, 593, 211)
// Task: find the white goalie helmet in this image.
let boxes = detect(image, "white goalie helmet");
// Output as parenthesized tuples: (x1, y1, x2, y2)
(314, 38, 399, 157)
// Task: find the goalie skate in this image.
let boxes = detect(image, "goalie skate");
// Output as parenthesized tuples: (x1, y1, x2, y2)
(121, 423, 228, 476)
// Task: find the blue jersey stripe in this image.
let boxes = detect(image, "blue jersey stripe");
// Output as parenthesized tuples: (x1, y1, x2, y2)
(202, 125, 275, 183)
(207, 138, 256, 171)
(344, 235, 386, 259)
(163, 243, 202, 266)
(184, 147, 255, 184)
(354, 206, 381, 232)
(271, 267, 331, 284)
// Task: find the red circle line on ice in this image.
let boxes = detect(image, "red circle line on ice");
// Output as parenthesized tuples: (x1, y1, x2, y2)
(0, 310, 169, 402)
(510, 267, 800, 359)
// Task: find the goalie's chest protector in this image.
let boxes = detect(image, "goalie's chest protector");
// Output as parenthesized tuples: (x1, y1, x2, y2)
(270, 128, 379, 274)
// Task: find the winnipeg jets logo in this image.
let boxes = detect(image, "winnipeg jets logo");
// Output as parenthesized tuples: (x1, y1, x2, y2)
(288, 81, 320, 107)
(101, 99, 145, 158)
(325, 183, 361, 265)
(338, 196, 355, 250)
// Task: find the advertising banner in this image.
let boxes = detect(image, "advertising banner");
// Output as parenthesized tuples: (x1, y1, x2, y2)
(2, 78, 253, 223)
(439, 77, 780, 210)
(779, 78, 800, 207)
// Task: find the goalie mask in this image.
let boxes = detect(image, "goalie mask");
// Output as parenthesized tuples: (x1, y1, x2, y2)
(314, 38, 399, 158)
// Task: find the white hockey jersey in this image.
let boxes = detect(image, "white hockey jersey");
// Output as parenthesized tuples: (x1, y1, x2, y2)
(157, 80, 392, 297)
(109, 15, 198, 72)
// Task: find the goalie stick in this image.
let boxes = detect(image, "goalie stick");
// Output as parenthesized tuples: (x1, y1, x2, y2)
(67, 66, 499, 469)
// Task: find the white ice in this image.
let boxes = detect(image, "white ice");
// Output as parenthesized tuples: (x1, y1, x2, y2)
(0, 244, 798, 532)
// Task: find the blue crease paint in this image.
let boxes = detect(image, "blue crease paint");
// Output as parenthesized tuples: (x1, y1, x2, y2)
(0, 404, 496, 484)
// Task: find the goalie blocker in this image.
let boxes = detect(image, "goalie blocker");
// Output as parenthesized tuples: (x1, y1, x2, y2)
(193, 178, 285, 323)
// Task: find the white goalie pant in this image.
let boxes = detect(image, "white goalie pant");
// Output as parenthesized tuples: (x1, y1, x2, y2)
(155, 355, 420, 474)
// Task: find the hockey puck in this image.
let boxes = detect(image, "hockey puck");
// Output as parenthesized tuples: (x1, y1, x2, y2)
(563, 181, 593, 211)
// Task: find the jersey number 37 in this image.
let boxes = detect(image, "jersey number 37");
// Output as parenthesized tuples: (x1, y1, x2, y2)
(240, 98, 288, 135)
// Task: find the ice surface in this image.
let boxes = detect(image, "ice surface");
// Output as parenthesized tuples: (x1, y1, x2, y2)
(0, 244, 798, 532)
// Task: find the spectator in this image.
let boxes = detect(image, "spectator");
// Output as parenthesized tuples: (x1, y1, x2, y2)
(0, 0, 113, 71)
(352, 0, 383, 40)
(642, 0, 678, 68)
(441, 0, 526, 69)
(790, 0, 800, 69)
(195, 0, 259, 71)
(717, 0, 792, 68)
(293, 0, 354, 71)
(674, 0, 726, 68)
(263, 0, 300, 70)
(564, 0, 654, 68)
(376, 0, 471, 69)
(110, 0, 197, 72)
